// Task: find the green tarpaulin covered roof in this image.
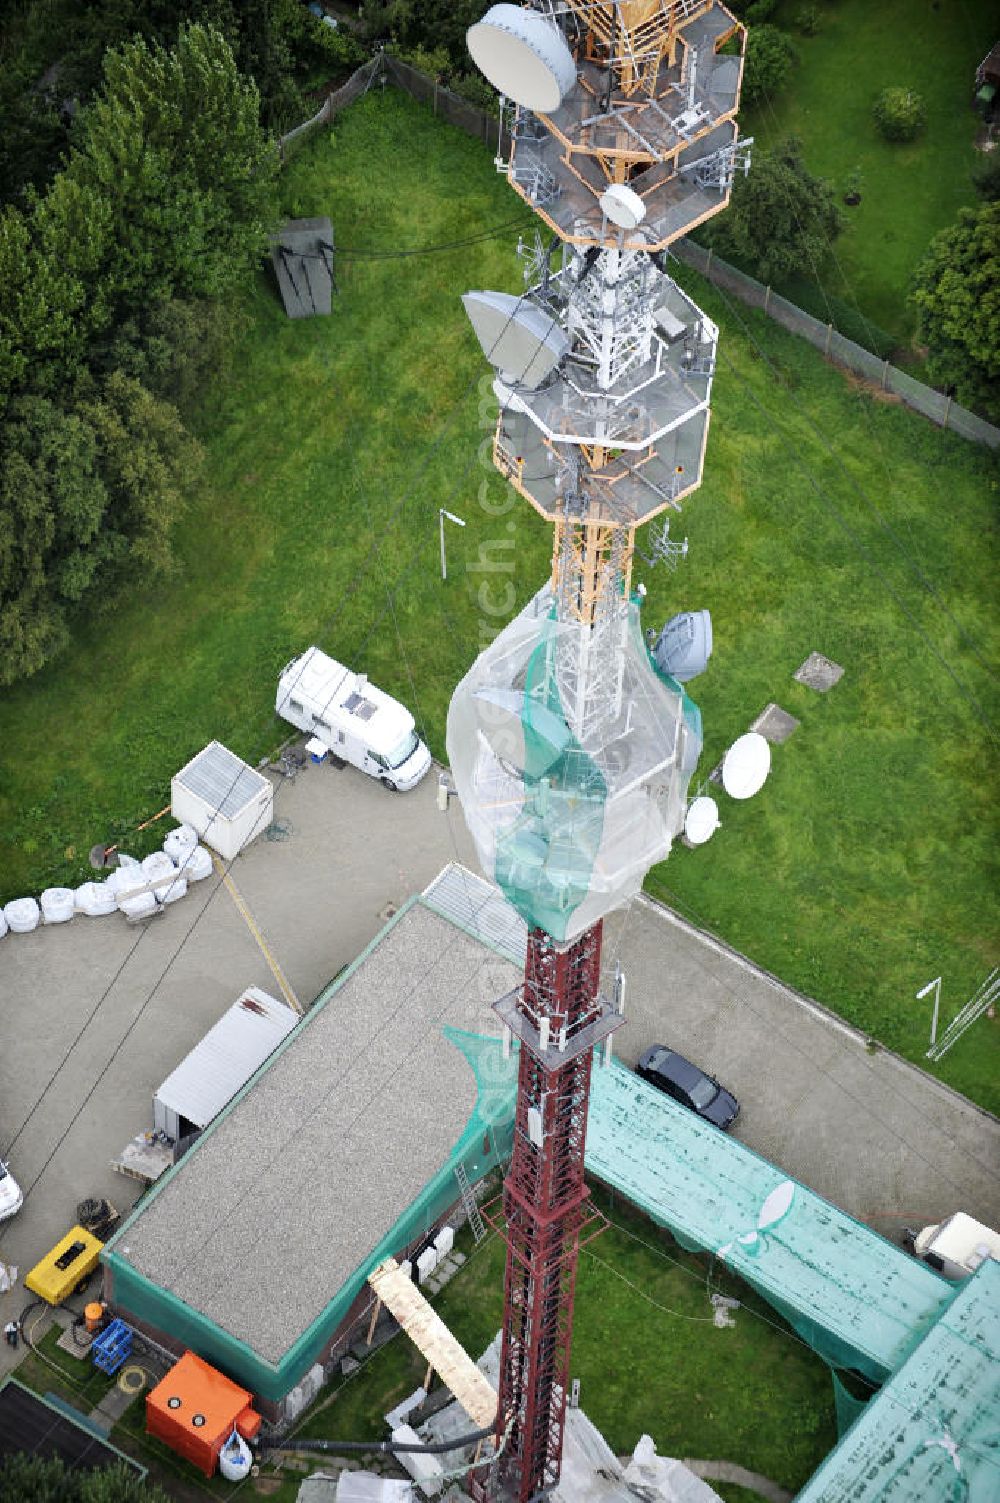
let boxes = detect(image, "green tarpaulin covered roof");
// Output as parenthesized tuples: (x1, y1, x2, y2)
(586, 1060, 954, 1381)
(795, 1258, 1000, 1501)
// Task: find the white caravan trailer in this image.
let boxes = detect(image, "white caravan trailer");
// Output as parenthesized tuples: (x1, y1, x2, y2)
(276, 646, 432, 792)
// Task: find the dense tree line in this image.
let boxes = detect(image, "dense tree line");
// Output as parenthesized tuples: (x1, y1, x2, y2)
(0, 21, 278, 684)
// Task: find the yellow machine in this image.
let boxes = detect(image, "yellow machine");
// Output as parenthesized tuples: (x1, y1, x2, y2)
(25, 1225, 103, 1306)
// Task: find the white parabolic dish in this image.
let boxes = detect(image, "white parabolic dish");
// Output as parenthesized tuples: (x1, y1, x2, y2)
(721, 732, 771, 800)
(600, 183, 647, 230)
(467, 5, 577, 113)
(684, 796, 720, 846)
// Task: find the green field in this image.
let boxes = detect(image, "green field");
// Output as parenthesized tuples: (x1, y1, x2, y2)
(0, 89, 996, 1109)
(740, 0, 1000, 348)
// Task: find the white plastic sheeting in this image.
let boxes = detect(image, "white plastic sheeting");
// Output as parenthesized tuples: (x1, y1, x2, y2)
(40, 887, 75, 923)
(446, 586, 702, 942)
(4, 898, 40, 933)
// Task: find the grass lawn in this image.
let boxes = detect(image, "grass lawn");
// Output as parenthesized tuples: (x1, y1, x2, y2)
(739, 0, 1000, 349)
(0, 87, 996, 1112)
(292, 1187, 838, 1498)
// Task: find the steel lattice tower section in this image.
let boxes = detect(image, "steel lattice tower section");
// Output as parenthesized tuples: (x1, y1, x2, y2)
(449, 6, 748, 1499)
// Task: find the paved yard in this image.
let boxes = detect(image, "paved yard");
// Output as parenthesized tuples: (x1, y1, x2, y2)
(0, 753, 997, 1384)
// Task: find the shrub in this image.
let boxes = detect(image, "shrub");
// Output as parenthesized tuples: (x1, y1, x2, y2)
(795, 5, 821, 34)
(872, 86, 926, 142)
(741, 25, 796, 106)
(744, 0, 780, 22)
(971, 151, 1000, 201)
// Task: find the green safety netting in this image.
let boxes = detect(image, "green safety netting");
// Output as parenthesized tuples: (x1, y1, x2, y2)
(446, 587, 703, 944)
(103, 1026, 519, 1403)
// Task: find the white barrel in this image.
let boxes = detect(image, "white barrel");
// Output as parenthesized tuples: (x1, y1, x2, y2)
(41, 887, 75, 923)
(75, 881, 118, 917)
(4, 897, 40, 933)
(181, 844, 213, 882)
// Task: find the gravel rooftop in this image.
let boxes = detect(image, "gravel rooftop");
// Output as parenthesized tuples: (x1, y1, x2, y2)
(115, 899, 518, 1363)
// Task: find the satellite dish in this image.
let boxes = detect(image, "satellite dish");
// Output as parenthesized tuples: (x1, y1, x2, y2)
(721, 732, 771, 800)
(683, 796, 720, 847)
(757, 1180, 795, 1232)
(467, 5, 577, 113)
(650, 610, 713, 683)
(599, 183, 647, 230)
(462, 291, 570, 390)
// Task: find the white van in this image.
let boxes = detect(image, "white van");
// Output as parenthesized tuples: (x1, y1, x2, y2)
(912, 1212, 1000, 1280)
(277, 646, 432, 792)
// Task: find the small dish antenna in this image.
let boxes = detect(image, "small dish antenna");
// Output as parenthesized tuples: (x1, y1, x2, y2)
(467, 5, 577, 114)
(599, 183, 647, 231)
(462, 291, 570, 389)
(721, 732, 771, 800)
(683, 796, 720, 847)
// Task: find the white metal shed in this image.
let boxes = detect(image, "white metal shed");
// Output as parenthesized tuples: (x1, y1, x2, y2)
(153, 986, 298, 1141)
(170, 740, 273, 859)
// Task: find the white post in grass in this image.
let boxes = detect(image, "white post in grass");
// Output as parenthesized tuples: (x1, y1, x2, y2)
(916, 976, 942, 1048)
(439, 509, 466, 580)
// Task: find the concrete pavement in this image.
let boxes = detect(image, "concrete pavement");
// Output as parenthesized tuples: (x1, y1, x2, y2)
(0, 752, 997, 1385)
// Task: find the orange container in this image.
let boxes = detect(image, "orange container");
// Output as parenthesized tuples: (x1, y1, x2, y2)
(84, 1302, 105, 1334)
(146, 1351, 260, 1477)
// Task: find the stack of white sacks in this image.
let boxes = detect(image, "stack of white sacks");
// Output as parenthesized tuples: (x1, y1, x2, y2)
(0, 823, 214, 938)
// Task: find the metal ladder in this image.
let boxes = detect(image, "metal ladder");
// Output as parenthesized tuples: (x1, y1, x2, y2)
(454, 1161, 487, 1244)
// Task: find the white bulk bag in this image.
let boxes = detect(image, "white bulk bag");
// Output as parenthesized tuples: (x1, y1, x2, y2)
(118, 890, 157, 921)
(180, 844, 213, 882)
(164, 823, 198, 861)
(142, 851, 180, 902)
(4, 897, 40, 933)
(0, 909, 7, 939)
(41, 887, 75, 923)
(74, 881, 117, 917)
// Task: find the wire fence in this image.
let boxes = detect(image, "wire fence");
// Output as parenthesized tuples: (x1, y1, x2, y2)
(671, 239, 1000, 449)
(279, 55, 999, 451)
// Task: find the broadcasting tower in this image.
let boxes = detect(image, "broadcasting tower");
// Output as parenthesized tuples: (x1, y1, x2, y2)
(446, 6, 749, 1498)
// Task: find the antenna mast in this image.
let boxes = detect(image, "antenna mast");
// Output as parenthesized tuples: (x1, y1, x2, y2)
(451, 5, 750, 1498)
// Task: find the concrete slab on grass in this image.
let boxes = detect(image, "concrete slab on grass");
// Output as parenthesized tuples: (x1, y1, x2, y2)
(794, 652, 844, 692)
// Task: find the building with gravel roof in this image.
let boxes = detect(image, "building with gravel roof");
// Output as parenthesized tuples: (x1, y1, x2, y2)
(101, 873, 524, 1416)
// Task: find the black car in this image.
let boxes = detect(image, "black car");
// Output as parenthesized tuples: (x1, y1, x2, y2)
(636, 1045, 739, 1130)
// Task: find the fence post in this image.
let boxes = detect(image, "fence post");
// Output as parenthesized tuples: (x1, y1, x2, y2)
(825, 322, 833, 356)
(706, 246, 714, 278)
(433, 78, 438, 115)
(943, 393, 952, 431)
(881, 359, 890, 391)
(763, 285, 771, 315)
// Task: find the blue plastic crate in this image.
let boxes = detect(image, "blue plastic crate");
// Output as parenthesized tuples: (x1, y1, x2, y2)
(92, 1317, 132, 1375)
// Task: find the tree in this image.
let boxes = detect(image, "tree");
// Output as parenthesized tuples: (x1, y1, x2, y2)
(0, 1454, 170, 1503)
(0, 395, 109, 683)
(872, 86, 926, 143)
(910, 202, 1000, 422)
(741, 24, 795, 106)
(705, 138, 843, 285)
(67, 23, 278, 319)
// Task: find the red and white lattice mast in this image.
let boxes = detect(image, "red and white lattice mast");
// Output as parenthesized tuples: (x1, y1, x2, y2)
(446, 5, 748, 1497)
